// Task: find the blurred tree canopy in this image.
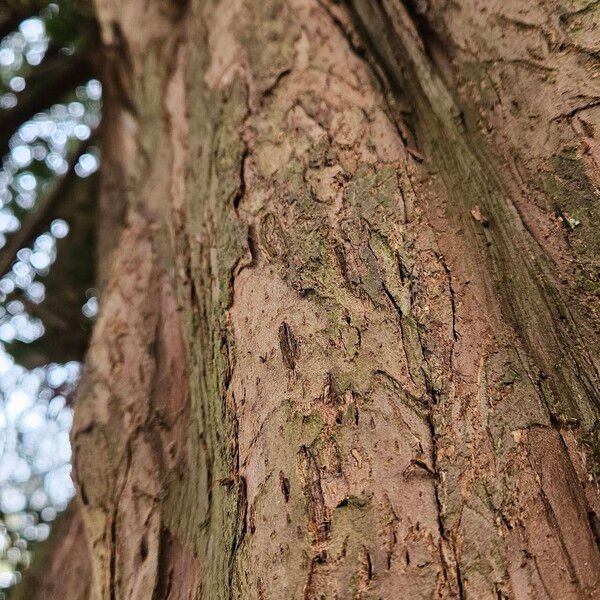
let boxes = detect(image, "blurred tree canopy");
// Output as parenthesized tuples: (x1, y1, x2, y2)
(0, 1, 99, 594)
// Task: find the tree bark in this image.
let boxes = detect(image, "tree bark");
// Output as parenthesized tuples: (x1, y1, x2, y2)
(54, 0, 600, 598)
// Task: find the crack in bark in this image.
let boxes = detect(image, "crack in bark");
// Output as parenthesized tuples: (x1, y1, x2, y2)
(109, 440, 133, 600)
(316, 0, 417, 147)
(436, 253, 457, 344)
(426, 405, 466, 600)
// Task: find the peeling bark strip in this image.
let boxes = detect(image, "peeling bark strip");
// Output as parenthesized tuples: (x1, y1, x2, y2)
(60, 0, 600, 598)
(299, 446, 330, 547)
(278, 321, 299, 370)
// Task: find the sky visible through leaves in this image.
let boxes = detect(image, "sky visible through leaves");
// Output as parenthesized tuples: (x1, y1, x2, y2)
(0, 4, 99, 592)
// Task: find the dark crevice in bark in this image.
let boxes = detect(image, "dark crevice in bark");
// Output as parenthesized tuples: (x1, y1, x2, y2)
(152, 528, 174, 600)
(381, 281, 403, 317)
(104, 22, 138, 117)
(315, 0, 366, 61)
(340, 1, 424, 151)
(588, 511, 600, 554)
(279, 471, 291, 502)
(437, 251, 458, 345)
(537, 485, 581, 586)
(232, 146, 249, 211)
(426, 396, 465, 599)
(246, 223, 260, 265)
(259, 68, 292, 106)
(399, 0, 459, 100)
(316, 0, 416, 147)
(549, 411, 600, 558)
(109, 512, 118, 600)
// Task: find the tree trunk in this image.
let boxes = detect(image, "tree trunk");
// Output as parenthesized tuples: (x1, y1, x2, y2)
(40, 0, 600, 598)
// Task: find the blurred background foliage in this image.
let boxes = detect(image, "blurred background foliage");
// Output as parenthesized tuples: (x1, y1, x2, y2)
(0, 1, 99, 594)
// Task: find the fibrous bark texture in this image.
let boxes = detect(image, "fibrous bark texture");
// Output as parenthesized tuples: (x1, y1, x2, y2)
(67, 0, 600, 598)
